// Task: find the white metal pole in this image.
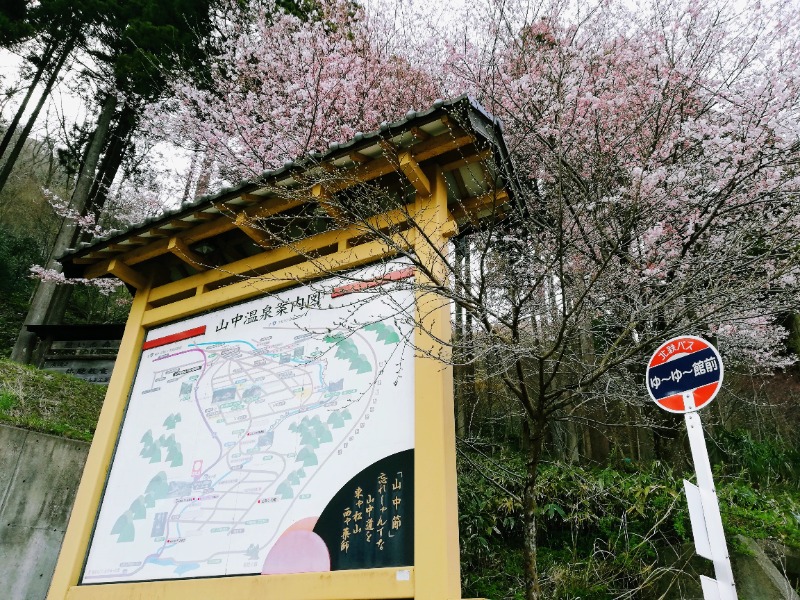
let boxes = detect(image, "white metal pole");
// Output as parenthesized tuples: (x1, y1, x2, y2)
(683, 391, 738, 600)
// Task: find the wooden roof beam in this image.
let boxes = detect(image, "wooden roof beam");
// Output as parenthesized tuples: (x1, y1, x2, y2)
(450, 189, 510, 224)
(239, 193, 262, 205)
(313, 183, 346, 226)
(125, 236, 150, 245)
(349, 151, 369, 164)
(441, 148, 492, 172)
(413, 131, 474, 162)
(168, 237, 207, 271)
(169, 219, 195, 231)
(191, 211, 219, 222)
(294, 130, 475, 195)
(244, 196, 309, 220)
(107, 259, 147, 290)
(234, 213, 274, 248)
(378, 140, 398, 161)
(410, 126, 431, 142)
(146, 227, 173, 238)
(77, 212, 236, 270)
(398, 151, 431, 196)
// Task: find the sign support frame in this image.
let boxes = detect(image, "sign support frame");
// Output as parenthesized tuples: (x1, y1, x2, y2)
(47, 169, 461, 600)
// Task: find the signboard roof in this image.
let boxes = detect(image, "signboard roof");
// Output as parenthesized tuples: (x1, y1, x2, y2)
(57, 95, 515, 284)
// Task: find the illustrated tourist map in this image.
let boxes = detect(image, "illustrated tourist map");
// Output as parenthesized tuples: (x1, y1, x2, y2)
(82, 262, 416, 584)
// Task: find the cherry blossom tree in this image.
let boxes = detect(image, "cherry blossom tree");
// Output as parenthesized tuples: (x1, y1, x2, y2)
(426, 0, 800, 596)
(233, 1, 800, 596)
(150, 0, 440, 185)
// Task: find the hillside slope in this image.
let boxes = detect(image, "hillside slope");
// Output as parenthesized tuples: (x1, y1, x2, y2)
(0, 359, 105, 441)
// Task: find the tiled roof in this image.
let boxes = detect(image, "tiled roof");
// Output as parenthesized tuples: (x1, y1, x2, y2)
(59, 95, 513, 277)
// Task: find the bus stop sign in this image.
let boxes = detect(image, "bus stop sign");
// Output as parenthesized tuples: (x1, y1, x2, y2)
(646, 335, 724, 413)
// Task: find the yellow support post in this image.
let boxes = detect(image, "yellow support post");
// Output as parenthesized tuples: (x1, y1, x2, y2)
(412, 167, 461, 600)
(48, 280, 153, 600)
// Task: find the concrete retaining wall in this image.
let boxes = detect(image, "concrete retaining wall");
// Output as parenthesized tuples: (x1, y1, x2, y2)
(0, 424, 88, 600)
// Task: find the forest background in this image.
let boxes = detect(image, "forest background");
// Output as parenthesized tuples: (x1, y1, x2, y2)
(0, 0, 799, 598)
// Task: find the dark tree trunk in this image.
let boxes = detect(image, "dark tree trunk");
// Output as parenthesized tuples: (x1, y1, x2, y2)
(11, 93, 118, 364)
(85, 104, 137, 225)
(0, 33, 76, 194)
(0, 38, 56, 162)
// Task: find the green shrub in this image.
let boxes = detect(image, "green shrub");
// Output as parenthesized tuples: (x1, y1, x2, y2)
(716, 428, 800, 489)
(0, 390, 17, 412)
(458, 443, 800, 599)
(0, 226, 45, 358)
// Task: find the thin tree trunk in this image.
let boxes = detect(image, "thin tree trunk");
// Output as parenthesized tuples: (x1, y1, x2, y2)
(462, 240, 479, 430)
(0, 38, 57, 162)
(523, 416, 546, 600)
(453, 235, 467, 437)
(11, 93, 118, 364)
(182, 149, 199, 203)
(0, 33, 76, 194)
(85, 104, 137, 228)
(45, 138, 58, 187)
(194, 151, 213, 197)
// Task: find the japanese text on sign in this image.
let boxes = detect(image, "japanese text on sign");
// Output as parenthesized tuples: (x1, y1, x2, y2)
(341, 471, 404, 554)
(216, 292, 322, 333)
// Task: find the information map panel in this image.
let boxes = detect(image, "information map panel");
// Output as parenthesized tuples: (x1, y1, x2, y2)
(82, 262, 416, 584)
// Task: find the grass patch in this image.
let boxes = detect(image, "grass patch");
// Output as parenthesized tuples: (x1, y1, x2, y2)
(0, 359, 105, 441)
(0, 390, 17, 411)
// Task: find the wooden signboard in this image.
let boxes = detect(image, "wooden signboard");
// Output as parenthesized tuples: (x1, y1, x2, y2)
(48, 96, 508, 600)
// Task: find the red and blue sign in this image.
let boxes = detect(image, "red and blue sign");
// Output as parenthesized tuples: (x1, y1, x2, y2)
(646, 335, 724, 413)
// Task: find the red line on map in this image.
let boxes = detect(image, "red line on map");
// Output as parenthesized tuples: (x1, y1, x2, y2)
(143, 326, 207, 350)
(331, 267, 415, 298)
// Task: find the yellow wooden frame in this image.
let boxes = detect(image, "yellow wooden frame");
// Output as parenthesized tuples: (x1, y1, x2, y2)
(48, 169, 462, 600)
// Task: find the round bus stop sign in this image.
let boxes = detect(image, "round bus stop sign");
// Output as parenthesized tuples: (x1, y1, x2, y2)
(646, 336, 724, 413)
